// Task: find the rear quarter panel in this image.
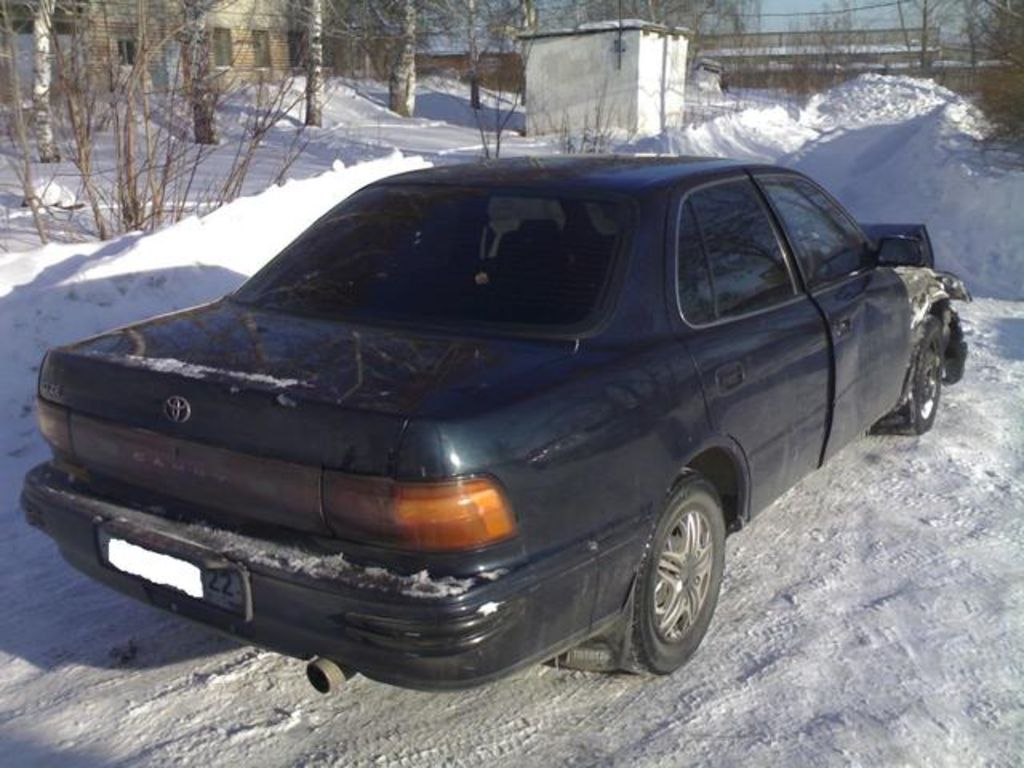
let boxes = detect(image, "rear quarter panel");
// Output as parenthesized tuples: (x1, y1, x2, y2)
(396, 338, 719, 626)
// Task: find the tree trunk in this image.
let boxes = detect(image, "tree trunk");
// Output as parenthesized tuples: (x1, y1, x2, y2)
(520, 0, 537, 30)
(33, 0, 60, 162)
(182, 0, 217, 144)
(468, 0, 480, 110)
(305, 0, 324, 126)
(388, 0, 416, 117)
(920, 0, 931, 72)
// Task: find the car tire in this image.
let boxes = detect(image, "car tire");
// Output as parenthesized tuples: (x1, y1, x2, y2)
(630, 474, 726, 675)
(872, 315, 944, 436)
(906, 316, 944, 434)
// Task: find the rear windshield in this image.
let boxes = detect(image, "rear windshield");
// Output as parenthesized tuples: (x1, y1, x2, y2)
(234, 184, 628, 328)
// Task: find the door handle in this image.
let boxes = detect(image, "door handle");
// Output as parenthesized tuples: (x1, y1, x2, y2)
(833, 317, 853, 338)
(715, 362, 745, 393)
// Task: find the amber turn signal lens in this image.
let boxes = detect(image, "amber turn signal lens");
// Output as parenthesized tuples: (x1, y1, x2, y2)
(322, 473, 517, 552)
(395, 479, 517, 551)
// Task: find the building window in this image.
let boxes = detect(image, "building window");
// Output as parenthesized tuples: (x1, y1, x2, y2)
(117, 38, 136, 66)
(287, 29, 304, 68)
(252, 29, 270, 68)
(213, 27, 232, 67)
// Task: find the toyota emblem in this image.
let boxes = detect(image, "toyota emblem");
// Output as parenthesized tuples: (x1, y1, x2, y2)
(163, 395, 192, 423)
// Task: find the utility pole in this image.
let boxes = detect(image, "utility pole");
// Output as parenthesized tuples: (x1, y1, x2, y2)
(896, 0, 912, 52)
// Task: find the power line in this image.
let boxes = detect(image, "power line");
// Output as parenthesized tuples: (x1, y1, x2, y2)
(756, 1, 901, 17)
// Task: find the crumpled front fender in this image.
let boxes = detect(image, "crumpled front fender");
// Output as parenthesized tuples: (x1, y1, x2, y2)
(894, 266, 972, 331)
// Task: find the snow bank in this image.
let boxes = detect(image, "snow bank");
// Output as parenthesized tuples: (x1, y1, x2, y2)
(802, 74, 978, 132)
(1, 152, 431, 304)
(655, 104, 817, 161)
(642, 75, 1024, 300)
(36, 179, 79, 209)
(72, 151, 431, 287)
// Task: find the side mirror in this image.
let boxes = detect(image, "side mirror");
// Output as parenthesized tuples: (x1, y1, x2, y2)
(876, 236, 928, 268)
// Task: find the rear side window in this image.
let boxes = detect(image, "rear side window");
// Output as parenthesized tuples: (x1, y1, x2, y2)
(677, 179, 794, 324)
(236, 185, 628, 329)
(760, 177, 870, 288)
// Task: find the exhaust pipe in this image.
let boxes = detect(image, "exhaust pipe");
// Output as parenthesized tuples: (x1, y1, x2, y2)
(306, 657, 354, 694)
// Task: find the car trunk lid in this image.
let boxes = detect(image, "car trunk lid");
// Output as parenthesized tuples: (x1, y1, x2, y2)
(39, 299, 574, 536)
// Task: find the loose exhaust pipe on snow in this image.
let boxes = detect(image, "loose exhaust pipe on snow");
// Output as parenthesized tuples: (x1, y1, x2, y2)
(306, 657, 356, 694)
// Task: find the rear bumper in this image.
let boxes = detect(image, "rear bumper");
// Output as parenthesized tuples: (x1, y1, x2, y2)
(21, 462, 600, 690)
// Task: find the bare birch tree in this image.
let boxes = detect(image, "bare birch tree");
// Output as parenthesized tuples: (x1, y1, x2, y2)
(33, 0, 60, 161)
(519, 0, 537, 30)
(467, 0, 480, 109)
(389, 0, 416, 116)
(904, 0, 954, 72)
(305, 0, 324, 126)
(2, 0, 49, 240)
(182, 0, 217, 144)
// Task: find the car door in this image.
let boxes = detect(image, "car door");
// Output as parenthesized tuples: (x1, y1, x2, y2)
(754, 173, 912, 462)
(674, 176, 832, 515)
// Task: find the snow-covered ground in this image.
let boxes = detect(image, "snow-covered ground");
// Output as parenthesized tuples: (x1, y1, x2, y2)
(0, 75, 1021, 766)
(0, 77, 546, 254)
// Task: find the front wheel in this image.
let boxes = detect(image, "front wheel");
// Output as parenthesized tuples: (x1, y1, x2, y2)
(872, 315, 944, 436)
(907, 316, 944, 434)
(630, 475, 726, 675)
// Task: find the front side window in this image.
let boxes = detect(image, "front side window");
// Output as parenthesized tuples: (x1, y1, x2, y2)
(236, 185, 628, 330)
(760, 177, 870, 288)
(677, 179, 794, 324)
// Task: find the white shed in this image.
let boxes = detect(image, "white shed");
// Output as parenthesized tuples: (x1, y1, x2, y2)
(521, 20, 689, 137)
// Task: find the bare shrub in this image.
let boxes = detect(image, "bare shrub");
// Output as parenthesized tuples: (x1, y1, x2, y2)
(0, 0, 50, 242)
(979, 68, 1024, 140)
(978, 1, 1024, 140)
(42, 9, 309, 240)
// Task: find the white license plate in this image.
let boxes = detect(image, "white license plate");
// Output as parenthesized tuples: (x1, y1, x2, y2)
(101, 532, 248, 616)
(106, 536, 204, 598)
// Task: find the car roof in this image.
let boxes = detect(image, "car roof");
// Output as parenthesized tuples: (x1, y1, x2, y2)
(376, 155, 756, 193)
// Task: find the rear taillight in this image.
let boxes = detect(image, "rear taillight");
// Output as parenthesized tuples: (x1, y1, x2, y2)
(323, 473, 517, 552)
(37, 399, 72, 455)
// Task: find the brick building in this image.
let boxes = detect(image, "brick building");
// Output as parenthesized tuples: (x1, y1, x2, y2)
(2, 1, 298, 95)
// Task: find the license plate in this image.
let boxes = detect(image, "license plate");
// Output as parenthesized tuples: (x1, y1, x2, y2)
(100, 531, 248, 616)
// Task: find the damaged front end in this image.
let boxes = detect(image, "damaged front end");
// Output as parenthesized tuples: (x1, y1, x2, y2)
(894, 266, 971, 385)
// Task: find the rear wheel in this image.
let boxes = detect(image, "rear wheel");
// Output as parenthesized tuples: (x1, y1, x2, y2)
(630, 475, 726, 675)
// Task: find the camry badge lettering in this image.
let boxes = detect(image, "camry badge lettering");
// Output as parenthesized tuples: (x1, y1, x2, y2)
(163, 396, 192, 423)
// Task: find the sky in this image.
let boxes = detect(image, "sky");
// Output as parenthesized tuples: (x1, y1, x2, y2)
(758, 0, 905, 32)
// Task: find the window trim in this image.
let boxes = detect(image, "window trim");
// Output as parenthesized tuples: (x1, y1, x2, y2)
(212, 26, 233, 69)
(116, 37, 136, 67)
(252, 29, 271, 69)
(752, 172, 874, 293)
(673, 175, 802, 330)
